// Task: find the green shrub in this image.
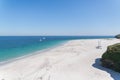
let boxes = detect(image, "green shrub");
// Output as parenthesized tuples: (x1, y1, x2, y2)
(115, 34, 120, 39)
(101, 43, 120, 72)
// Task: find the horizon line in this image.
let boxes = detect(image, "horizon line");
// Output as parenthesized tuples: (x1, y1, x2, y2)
(0, 35, 115, 36)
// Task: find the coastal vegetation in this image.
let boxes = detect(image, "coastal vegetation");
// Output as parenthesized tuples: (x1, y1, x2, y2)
(115, 34, 120, 39)
(101, 43, 120, 72)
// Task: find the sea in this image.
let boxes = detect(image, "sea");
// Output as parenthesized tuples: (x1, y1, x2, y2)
(0, 36, 114, 62)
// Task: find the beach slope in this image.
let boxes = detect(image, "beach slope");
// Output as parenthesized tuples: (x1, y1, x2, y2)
(0, 39, 120, 80)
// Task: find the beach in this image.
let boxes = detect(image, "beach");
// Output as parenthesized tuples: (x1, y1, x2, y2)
(0, 39, 120, 80)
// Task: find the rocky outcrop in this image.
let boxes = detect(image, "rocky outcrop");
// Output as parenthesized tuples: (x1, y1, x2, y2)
(101, 43, 120, 72)
(115, 34, 120, 39)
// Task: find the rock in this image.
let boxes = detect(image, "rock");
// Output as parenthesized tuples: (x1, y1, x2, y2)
(101, 43, 120, 72)
(115, 34, 120, 39)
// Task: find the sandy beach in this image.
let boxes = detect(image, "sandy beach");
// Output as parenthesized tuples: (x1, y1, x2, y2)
(0, 39, 120, 80)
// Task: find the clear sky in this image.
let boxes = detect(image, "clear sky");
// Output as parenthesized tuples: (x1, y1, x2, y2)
(0, 0, 120, 36)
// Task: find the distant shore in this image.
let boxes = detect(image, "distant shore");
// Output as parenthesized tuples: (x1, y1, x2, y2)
(0, 38, 119, 80)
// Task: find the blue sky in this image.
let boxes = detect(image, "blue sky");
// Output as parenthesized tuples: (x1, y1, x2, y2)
(0, 0, 120, 36)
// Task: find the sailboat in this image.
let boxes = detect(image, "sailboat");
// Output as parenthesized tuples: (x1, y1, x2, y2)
(42, 37, 46, 40)
(39, 39, 42, 42)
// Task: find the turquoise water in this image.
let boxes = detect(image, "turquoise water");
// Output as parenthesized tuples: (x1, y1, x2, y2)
(0, 36, 114, 62)
(0, 40, 66, 62)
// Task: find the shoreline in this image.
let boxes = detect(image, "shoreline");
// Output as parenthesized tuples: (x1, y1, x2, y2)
(0, 38, 112, 66)
(0, 40, 68, 66)
(0, 38, 119, 80)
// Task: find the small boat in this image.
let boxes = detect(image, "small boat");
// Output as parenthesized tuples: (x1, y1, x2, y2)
(42, 37, 46, 40)
(40, 39, 42, 42)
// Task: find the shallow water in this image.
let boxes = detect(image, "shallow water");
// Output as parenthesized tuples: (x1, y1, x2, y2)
(0, 36, 113, 62)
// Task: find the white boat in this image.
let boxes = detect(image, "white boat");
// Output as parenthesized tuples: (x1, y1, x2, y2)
(42, 37, 46, 40)
(39, 39, 42, 42)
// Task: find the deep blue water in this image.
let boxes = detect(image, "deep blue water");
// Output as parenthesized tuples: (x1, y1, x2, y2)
(0, 36, 114, 62)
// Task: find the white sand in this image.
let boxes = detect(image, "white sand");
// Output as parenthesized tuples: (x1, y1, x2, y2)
(0, 39, 120, 80)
